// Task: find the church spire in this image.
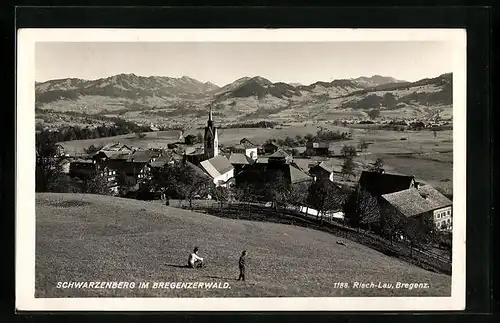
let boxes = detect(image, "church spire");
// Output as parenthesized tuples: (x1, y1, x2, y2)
(209, 105, 213, 122)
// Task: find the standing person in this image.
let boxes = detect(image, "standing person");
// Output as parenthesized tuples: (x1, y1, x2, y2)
(188, 247, 204, 268)
(237, 250, 247, 281)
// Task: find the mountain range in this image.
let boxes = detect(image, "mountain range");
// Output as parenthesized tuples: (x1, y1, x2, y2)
(35, 72, 452, 127)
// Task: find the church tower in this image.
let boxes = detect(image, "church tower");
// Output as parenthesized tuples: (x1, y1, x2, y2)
(204, 105, 218, 159)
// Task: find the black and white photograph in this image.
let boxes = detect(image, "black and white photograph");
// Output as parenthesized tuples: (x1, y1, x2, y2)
(16, 28, 466, 311)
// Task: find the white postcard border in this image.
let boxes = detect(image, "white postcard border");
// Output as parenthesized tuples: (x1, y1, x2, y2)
(16, 28, 467, 311)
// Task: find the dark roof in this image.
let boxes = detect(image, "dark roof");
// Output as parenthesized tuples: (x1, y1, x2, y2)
(263, 142, 279, 148)
(359, 171, 415, 196)
(381, 185, 452, 218)
(239, 138, 258, 148)
(185, 161, 212, 180)
(127, 150, 161, 163)
(235, 160, 312, 187)
(109, 161, 147, 175)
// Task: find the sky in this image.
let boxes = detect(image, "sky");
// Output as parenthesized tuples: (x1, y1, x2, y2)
(35, 41, 454, 87)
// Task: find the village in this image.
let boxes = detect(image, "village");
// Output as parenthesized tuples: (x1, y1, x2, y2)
(43, 106, 453, 257)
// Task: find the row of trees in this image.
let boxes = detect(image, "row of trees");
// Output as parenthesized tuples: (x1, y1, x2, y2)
(36, 119, 152, 143)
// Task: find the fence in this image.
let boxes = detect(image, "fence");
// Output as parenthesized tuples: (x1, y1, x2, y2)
(167, 199, 451, 274)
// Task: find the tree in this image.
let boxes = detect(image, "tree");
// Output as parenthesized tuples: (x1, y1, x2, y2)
(341, 157, 355, 179)
(357, 140, 368, 152)
(85, 144, 103, 155)
(356, 189, 380, 230)
(35, 131, 60, 192)
(307, 179, 343, 225)
(175, 166, 213, 209)
(370, 158, 384, 173)
(196, 132, 204, 144)
(404, 214, 436, 255)
(211, 185, 229, 211)
(367, 108, 381, 119)
(304, 133, 315, 142)
(184, 134, 197, 145)
(284, 136, 296, 147)
(341, 145, 357, 159)
(383, 93, 397, 109)
(81, 172, 113, 195)
(379, 206, 405, 243)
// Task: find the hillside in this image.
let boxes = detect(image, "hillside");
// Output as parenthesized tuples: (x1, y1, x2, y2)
(35, 73, 452, 128)
(36, 193, 451, 297)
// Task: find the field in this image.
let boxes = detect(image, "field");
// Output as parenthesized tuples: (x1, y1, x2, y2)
(58, 124, 453, 195)
(36, 193, 451, 298)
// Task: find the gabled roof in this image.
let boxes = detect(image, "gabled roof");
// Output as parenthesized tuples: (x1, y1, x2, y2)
(229, 153, 254, 165)
(239, 138, 258, 148)
(263, 142, 279, 148)
(101, 143, 133, 152)
(185, 147, 205, 156)
(381, 185, 452, 218)
(359, 171, 415, 196)
(185, 161, 212, 180)
(109, 161, 148, 175)
(268, 149, 289, 159)
(289, 164, 313, 184)
(127, 150, 161, 163)
(200, 155, 234, 179)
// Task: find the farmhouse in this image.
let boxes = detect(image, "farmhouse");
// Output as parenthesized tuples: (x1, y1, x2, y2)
(235, 151, 312, 194)
(127, 149, 162, 163)
(69, 159, 118, 194)
(262, 142, 279, 154)
(199, 155, 234, 187)
(110, 160, 150, 185)
(358, 170, 416, 197)
(148, 152, 182, 169)
(381, 184, 453, 231)
(309, 161, 338, 182)
(100, 142, 134, 154)
(233, 138, 259, 160)
(228, 153, 254, 175)
(305, 141, 334, 156)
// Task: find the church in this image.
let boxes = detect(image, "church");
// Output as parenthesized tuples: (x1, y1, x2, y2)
(184, 106, 234, 187)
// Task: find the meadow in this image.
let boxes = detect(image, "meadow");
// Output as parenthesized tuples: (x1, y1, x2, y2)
(36, 193, 451, 298)
(58, 124, 453, 195)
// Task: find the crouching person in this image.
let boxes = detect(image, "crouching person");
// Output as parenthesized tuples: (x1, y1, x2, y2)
(188, 247, 204, 268)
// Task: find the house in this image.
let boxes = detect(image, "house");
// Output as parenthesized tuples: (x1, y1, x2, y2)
(262, 142, 279, 154)
(100, 142, 134, 154)
(358, 170, 416, 198)
(183, 147, 206, 165)
(267, 149, 293, 164)
(233, 138, 258, 160)
(381, 184, 453, 231)
(235, 159, 312, 195)
(69, 159, 118, 194)
(110, 160, 150, 185)
(228, 153, 255, 175)
(148, 152, 182, 169)
(199, 155, 234, 187)
(127, 149, 162, 163)
(305, 141, 334, 156)
(309, 161, 334, 182)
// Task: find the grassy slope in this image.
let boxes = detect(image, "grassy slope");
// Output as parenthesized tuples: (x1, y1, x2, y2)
(36, 193, 451, 298)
